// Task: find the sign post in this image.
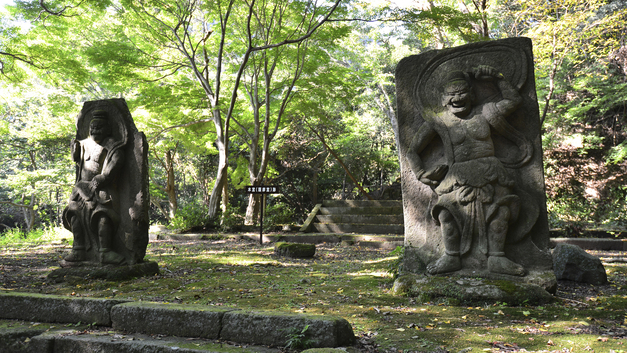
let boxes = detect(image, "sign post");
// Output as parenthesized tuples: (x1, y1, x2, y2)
(245, 185, 280, 244)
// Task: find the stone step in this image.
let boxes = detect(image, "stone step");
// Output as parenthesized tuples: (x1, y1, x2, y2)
(322, 200, 402, 208)
(550, 238, 627, 251)
(24, 327, 281, 353)
(0, 292, 355, 351)
(316, 214, 403, 225)
(313, 223, 404, 234)
(318, 206, 403, 215)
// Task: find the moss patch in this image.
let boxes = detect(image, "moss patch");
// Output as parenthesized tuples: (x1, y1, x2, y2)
(1, 239, 626, 352)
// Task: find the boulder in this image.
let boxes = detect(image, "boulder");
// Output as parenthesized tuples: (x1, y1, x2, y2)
(552, 244, 608, 285)
(274, 242, 316, 258)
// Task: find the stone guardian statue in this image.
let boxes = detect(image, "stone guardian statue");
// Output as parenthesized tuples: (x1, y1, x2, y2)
(62, 99, 149, 267)
(394, 38, 554, 281)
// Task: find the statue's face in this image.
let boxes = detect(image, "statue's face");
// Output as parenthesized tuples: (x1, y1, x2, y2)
(442, 81, 473, 117)
(89, 119, 110, 143)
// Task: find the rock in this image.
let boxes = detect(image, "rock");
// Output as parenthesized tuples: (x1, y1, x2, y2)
(552, 243, 608, 285)
(221, 310, 355, 348)
(1, 292, 355, 350)
(341, 239, 355, 246)
(274, 242, 316, 258)
(0, 325, 48, 353)
(392, 273, 554, 306)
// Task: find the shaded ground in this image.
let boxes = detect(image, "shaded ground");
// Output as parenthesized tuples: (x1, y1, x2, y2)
(1, 235, 627, 352)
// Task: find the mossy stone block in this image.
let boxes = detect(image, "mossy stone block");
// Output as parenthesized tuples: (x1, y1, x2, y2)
(221, 310, 355, 347)
(111, 302, 237, 339)
(392, 273, 554, 306)
(274, 242, 316, 258)
(0, 291, 127, 325)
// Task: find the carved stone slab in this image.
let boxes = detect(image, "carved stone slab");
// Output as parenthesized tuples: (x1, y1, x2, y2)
(394, 38, 552, 277)
(61, 98, 149, 266)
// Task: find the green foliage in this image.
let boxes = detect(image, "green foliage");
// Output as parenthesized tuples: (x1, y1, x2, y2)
(169, 202, 215, 232)
(0, 226, 70, 246)
(284, 324, 316, 351)
(396, 2, 489, 46)
(547, 184, 627, 230)
(3, 0, 626, 232)
(220, 204, 245, 232)
(264, 201, 295, 229)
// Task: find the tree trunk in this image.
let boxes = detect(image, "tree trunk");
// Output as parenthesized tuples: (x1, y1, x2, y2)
(21, 194, 35, 232)
(312, 170, 318, 204)
(207, 141, 228, 220)
(165, 149, 177, 219)
(245, 193, 259, 226)
(221, 178, 229, 215)
(310, 127, 373, 201)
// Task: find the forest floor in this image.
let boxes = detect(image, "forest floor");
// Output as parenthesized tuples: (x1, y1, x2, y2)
(1, 234, 627, 353)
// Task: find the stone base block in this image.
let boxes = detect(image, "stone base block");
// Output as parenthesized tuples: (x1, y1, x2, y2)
(221, 310, 355, 348)
(274, 242, 316, 258)
(0, 291, 127, 325)
(392, 272, 555, 306)
(111, 302, 236, 339)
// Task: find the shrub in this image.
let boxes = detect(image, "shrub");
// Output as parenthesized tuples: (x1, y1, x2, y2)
(264, 201, 294, 230)
(0, 226, 71, 246)
(220, 204, 245, 232)
(169, 202, 215, 232)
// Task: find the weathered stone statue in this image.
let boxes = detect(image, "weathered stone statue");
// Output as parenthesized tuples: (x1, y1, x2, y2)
(62, 99, 149, 267)
(394, 38, 554, 282)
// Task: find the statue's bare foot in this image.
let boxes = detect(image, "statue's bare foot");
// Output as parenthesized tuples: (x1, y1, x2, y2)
(427, 254, 461, 275)
(101, 250, 124, 265)
(64, 249, 85, 262)
(488, 256, 525, 276)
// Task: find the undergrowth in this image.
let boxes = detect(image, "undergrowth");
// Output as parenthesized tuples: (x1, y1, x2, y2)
(0, 226, 71, 246)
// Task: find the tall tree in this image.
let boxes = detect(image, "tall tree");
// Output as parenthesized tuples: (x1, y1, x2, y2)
(108, 0, 344, 219)
(0, 81, 76, 231)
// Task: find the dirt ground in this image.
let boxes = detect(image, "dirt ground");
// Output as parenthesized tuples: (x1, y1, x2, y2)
(1, 239, 625, 301)
(1, 237, 627, 353)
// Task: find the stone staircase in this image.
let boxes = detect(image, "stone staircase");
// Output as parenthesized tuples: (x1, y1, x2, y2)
(301, 200, 404, 235)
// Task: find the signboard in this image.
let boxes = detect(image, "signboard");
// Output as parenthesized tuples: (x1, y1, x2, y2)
(245, 185, 280, 244)
(246, 186, 279, 194)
